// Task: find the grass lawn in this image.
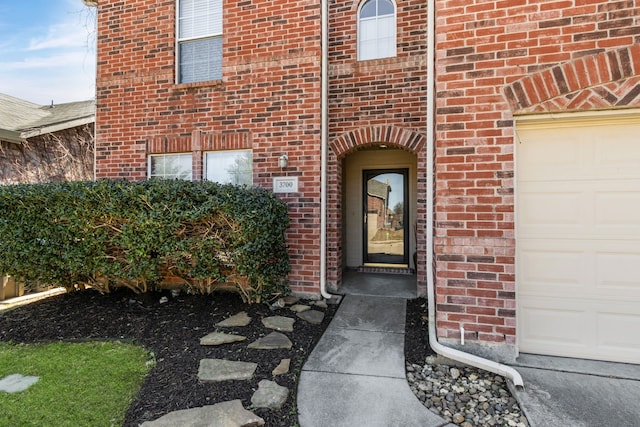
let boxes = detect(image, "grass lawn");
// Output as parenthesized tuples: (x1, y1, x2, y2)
(0, 341, 153, 427)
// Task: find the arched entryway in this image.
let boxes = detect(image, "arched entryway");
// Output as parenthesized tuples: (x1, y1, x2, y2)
(326, 126, 427, 297)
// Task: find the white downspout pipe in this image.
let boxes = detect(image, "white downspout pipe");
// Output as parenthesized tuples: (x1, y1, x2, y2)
(82, 0, 98, 181)
(319, 0, 333, 300)
(425, 0, 523, 388)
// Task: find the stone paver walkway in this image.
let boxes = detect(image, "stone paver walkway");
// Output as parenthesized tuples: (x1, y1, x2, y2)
(247, 331, 292, 350)
(140, 400, 265, 427)
(198, 359, 257, 383)
(140, 296, 331, 426)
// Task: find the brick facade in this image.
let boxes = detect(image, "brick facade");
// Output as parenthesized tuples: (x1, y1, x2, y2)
(434, 0, 640, 357)
(91, 0, 640, 361)
(92, 0, 428, 296)
(326, 0, 428, 292)
(93, 0, 324, 294)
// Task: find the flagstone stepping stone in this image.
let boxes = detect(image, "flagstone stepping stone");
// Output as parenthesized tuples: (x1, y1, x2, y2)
(313, 300, 328, 309)
(272, 358, 290, 376)
(247, 332, 292, 350)
(0, 374, 39, 393)
(140, 399, 264, 427)
(282, 296, 299, 305)
(251, 380, 289, 410)
(290, 304, 310, 313)
(200, 332, 247, 346)
(296, 309, 325, 325)
(262, 316, 295, 332)
(215, 311, 251, 327)
(198, 359, 257, 383)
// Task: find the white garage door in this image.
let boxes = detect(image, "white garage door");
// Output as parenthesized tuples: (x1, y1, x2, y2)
(516, 111, 640, 364)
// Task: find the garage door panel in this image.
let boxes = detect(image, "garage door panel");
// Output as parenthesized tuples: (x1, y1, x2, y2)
(519, 298, 593, 351)
(516, 112, 640, 364)
(516, 127, 586, 180)
(520, 239, 640, 298)
(520, 181, 640, 239)
(518, 187, 583, 231)
(595, 186, 640, 234)
(593, 125, 640, 178)
(597, 312, 640, 355)
(596, 250, 640, 295)
(520, 297, 640, 364)
(518, 245, 586, 292)
(518, 119, 640, 181)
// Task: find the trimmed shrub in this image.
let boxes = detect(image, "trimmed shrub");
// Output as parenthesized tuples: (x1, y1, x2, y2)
(0, 180, 290, 302)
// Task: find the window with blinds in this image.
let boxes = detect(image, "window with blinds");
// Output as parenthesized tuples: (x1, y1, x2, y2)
(177, 0, 223, 84)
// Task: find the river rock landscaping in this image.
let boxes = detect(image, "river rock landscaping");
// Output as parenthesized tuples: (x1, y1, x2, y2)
(405, 298, 529, 427)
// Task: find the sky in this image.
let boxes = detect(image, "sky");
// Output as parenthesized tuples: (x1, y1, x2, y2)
(0, 0, 96, 105)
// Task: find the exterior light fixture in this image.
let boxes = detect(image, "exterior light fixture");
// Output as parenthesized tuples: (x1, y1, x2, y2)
(278, 154, 289, 168)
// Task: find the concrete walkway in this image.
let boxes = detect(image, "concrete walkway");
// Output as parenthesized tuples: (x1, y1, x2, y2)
(298, 294, 451, 427)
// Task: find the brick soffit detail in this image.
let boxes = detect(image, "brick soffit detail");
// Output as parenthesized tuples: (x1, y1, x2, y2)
(503, 44, 640, 114)
(146, 130, 252, 154)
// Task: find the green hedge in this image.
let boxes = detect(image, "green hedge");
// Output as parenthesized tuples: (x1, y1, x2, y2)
(0, 180, 290, 302)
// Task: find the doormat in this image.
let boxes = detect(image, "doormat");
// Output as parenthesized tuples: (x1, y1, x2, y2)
(356, 266, 415, 275)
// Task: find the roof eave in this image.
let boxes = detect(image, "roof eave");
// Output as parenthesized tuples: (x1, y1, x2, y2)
(20, 116, 95, 139)
(0, 129, 26, 144)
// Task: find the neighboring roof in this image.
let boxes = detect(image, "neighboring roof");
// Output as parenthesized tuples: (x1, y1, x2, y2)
(0, 93, 95, 143)
(367, 178, 391, 200)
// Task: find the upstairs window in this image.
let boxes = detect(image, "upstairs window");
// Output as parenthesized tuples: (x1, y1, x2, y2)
(177, 0, 223, 84)
(205, 150, 253, 186)
(358, 0, 396, 61)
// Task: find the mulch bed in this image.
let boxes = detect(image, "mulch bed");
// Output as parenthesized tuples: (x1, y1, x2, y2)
(405, 297, 436, 365)
(0, 288, 337, 426)
(0, 289, 433, 426)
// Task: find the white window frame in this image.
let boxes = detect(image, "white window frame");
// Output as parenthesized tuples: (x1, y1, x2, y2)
(176, 0, 223, 84)
(204, 149, 253, 186)
(148, 153, 193, 180)
(357, 0, 397, 61)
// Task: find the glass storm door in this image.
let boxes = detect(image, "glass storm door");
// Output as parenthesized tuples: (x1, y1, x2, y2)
(363, 169, 409, 265)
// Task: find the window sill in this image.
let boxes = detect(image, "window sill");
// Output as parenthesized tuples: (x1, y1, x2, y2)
(356, 55, 398, 64)
(351, 55, 426, 73)
(174, 80, 224, 91)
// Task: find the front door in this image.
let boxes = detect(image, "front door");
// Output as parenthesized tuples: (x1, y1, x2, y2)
(363, 169, 409, 265)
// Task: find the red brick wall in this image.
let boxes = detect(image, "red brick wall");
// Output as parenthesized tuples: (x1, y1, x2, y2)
(93, 0, 323, 294)
(367, 195, 387, 229)
(326, 0, 428, 291)
(435, 0, 640, 353)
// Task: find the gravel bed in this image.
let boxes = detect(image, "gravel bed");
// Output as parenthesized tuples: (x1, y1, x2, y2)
(405, 298, 529, 427)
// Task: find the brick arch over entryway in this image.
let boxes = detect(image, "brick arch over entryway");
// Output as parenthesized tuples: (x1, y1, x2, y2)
(330, 126, 426, 159)
(504, 44, 640, 114)
(326, 125, 428, 297)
